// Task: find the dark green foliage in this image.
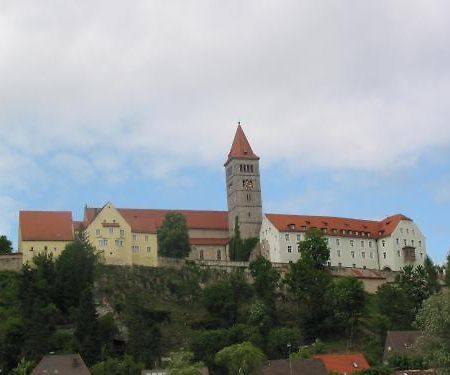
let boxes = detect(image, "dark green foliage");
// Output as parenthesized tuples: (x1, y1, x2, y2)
(327, 277, 366, 341)
(0, 235, 13, 254)
(54, 235, 98, 314)
(125, 294, 170, 365)
(202, 270, 252, 326)
(249, 256, 280, 309)
(423, 256, 441, 294)
(297, 228, 330, 269)
(360, 366, 394, 375)
(387, 353, 428, 370)
(91, 355, 145, 375)
(285, 228, 334, 338)
(375, 283, 415, 330)
(190, 325, 263, 366)
(266, 327, 302, 359)
(215, 341, 266, 375)
(446, 252, 450, 287)
(247, 301, 272, 338)
(167, 351, 205, 375)
(229, 217, 258, 261)
(157, 212, 190, 258)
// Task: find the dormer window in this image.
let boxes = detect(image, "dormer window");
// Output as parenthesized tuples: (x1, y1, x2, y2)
(288, 223, 296, 230)
(301, 225, 307, 231)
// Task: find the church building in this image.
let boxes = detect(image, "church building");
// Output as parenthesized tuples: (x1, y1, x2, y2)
(18, 124, 426, 271)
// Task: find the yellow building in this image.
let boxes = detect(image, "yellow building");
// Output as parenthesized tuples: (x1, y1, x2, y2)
(18, 203, 230, 266)
(19, 211, 75, 264)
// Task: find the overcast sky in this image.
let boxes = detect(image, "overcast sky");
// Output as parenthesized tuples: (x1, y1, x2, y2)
(1, 1, 450, 262)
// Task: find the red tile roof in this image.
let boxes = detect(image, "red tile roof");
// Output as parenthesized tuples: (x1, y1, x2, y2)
(32, 353, 90, 375)
(266, 213, 411, 239)
(20, 211, 74, 241)
(313, 353, 370, 374)
(190, 238, 229, 246)
(73, 221, 84, 231)
(226, 124, 259, 162)
(85, 208, 229, 233)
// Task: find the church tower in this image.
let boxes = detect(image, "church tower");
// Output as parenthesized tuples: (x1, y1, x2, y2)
(225, 124, 263, 239)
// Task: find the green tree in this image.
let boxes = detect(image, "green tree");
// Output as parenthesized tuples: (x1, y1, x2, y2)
(74, 288, 102, 365)
(423, 256, 441, 294)
(446, 252, 450, 287)
(91, 355, 145, 375)
(375, 283, 415, 330)
(167, 351, 205, 375)
(0, 235, 13, 254)
(328, 277, 366, 341)
(157, 212, 190, 258)
(125, 295, 169, 365)
(215, 341, 266, 375)
(249, 256, 280, 309)
(416, 290, 450, 374)
(266, 327, 302, 359)
(10, 358, 34, 375)
(202, 281, 240, 324)
(55, 235, 98, 314)
(229, 216, 244, 261)
(285, 230, 332, 338)
(297, 228, 330, 269)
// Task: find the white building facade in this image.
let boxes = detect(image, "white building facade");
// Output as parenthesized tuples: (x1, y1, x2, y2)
(260, 213, 426, 271)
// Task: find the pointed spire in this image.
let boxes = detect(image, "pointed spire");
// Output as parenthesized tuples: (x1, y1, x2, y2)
(227, 123, 259, 162)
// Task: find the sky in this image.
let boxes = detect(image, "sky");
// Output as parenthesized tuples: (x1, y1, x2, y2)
(1, 1, 450, 262)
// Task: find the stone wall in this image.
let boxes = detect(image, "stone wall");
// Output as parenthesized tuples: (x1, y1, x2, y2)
(0, 253, 23, 272)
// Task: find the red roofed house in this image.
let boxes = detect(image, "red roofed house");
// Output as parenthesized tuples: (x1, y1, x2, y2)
(19, 211, 76, 264)
(17, 124, 426, 271)
(313, 353, 370, 375)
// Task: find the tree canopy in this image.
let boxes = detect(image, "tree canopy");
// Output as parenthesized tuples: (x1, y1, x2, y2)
(215, 341, 266, 375)
(0, 235, 13, 255)
(157, 212, 191, 258)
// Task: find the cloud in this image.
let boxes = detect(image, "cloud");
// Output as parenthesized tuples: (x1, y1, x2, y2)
(0, 0, 450, 186)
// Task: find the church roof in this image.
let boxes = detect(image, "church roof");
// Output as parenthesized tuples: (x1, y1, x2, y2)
(226, 124, 259, 162)
(20, 211, 75, 241)
(84, 207, 229, 233)
(265, 213, 411, 239)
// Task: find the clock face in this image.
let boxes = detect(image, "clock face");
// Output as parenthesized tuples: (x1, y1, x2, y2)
(244, 179, 254, 190)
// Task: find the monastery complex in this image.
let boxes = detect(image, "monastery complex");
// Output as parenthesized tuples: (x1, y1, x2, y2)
(18, 125, 426, 272)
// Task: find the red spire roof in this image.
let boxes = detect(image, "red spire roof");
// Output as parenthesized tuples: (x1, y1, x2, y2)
(227, 124, 259, 162)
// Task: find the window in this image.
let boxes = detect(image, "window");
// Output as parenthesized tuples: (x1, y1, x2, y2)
(338, 262, 342, 267)
(217, 250, 222, 260)
(337, 250, 341, 257)
(44, 246, 48, 251)
(109, 227, 113, 234)
(132, 234, 137, 241)
(342, 230, 346, 234)
(30, 247, 34, 251)
(351, 251, 355, 258)
(419, 240, 422, 247)
(145, 235, 149, 242)
(147, 247, 151, 253)
(361, 241, 364, 247)
(383, 252, 387, 259)
(382, 240, 385, 247)
(336, 238, 340, 246)
(400, 228, 404, 234)
(362, 251, 365, 258)
(199, 250, 204, 260)
(287, 245, 292, 253)
(396, 238, 399, 245)
(115, 239, 124, 247)
(120, 229, 125, 237)
(420, 253, 423, 258)
(369, 241, 372, 248)
(355, 231, 359, 236)
(370, 252, 374, 259)
(297, 244, 300, 253)
(406, 228, 409, 234)
(285, 233, 290, 241)
(404, 239, 407, 246)
(397, 250, 400, 257)
(350, 240, 354, 247)
(349, 230, 353, 235)
(246, 194, 251, 202)
(99, 239, 108, 247)
(132, 245, 139, 253)
(296, 234, 301, 241)
(96, 229, 101, 236)
(411, 239, 414, 246)
(327, 261, 331, 267)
